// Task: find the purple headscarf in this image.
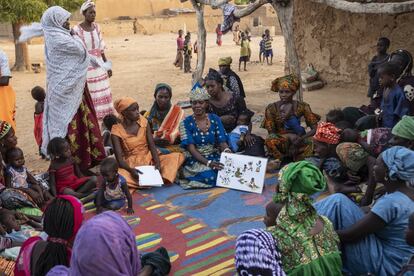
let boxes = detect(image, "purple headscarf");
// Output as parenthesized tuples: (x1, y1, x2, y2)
(47, 211, 141, 276)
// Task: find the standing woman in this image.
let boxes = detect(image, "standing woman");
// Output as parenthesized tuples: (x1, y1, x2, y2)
(0, 49, 16, 131)
(73, 0, 114, 121)
(19, 6, 105, 169)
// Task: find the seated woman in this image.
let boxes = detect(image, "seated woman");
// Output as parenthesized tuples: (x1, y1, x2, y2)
(262, 74, 320, 161)
(14, 195, 83, 276)
(205, 68, 247, 133)
(205, 68, 263, 155)
(111, 97, 184, 191)
(179, 83, 230, 189)
(390, 115, 414, 150)
(47, 211, 171, 276)
(144, 83, 185, 153)
(235, 161, 342, 275)
(315, 146, 414, 275)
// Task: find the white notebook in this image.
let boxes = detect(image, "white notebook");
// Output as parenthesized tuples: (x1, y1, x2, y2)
(135, 166, 164, 187)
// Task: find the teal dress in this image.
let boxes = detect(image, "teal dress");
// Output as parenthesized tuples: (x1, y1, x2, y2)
(179, 113, 227, 189)
(315, 192, 414, 275)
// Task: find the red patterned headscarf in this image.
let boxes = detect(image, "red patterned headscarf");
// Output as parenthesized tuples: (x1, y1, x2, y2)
(314, 122, 341, 145)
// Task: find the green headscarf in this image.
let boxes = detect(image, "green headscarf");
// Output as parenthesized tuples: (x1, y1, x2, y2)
(154, 83, 172, 98)
(271, 161, 336, 273)
(392, 115, 414, 140)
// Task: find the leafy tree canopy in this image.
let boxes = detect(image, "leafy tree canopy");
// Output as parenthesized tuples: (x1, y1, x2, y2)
(0, 0, 84, 23)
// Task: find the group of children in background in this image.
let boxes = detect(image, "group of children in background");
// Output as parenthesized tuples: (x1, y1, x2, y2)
(174, 30, 196, 74)
(175, 26, 274, 73)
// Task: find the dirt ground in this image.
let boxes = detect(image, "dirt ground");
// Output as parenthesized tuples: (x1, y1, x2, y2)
(0, 32, 368, 172)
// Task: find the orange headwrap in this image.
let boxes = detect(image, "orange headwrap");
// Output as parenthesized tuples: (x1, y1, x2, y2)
(114, 97, 137, 114)
(314, 122, 341, 145)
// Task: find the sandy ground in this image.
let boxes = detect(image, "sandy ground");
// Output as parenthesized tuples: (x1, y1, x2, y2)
(0, 32, 368, 172)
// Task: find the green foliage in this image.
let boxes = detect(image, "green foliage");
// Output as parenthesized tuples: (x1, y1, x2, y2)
(0, 0, 84, 23)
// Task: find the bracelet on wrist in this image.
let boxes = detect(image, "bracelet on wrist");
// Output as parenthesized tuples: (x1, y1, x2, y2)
(206, 160, 212, 167)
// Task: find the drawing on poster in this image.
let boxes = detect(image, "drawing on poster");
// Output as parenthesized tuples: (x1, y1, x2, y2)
(216, 152, 267, 194)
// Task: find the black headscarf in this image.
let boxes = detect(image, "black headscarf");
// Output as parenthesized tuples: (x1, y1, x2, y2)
(205, 68, 224, 85)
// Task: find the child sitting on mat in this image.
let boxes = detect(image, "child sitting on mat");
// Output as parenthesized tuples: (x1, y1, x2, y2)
(5, 147, 53, 206)
(96, 157, 133, 214)
(48, 137, 97, 199)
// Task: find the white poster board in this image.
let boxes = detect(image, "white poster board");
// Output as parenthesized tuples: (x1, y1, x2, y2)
(135, 166, 164, 187)
(216, 153, 267, 194)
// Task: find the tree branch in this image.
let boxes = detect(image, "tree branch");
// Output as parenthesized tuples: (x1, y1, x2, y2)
(181, 0, 230, 7)
(309, 0, 414, 14)
(233, 0, 269, 18)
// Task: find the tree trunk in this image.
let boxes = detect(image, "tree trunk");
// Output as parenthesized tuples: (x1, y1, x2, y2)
(191, 0, 207, 84)
(271, 1, 303, 102)
(11, 22, 30, 72)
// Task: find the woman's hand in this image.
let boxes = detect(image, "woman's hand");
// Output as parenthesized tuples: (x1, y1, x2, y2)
(244, 133, 256, 147)
(129, 169, 140, 181)
(154, 161, 162, 172)
(126, 207, 134, 214)
(208, 161, 224, 170)
(27, 190, 43, 205)
(154, 137, 170, 147)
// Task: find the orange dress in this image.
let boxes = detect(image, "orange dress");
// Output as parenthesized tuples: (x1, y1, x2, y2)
(0, 85, 16, 131)
(111, 115, 184, 191)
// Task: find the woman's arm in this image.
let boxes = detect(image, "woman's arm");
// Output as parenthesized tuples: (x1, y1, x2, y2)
(49, 172, 57, 197)
(0, 76, 10, 86)
(122, 183, 134, 214)
(187, 144, 209, 165)
(219, 142, 230, 152)
(112, 135, 139, 180)
(95, 188, 105, 213)
(146, 127, 161, 170)
(337, 212, 386, 243)
(74, 163, 84, 178)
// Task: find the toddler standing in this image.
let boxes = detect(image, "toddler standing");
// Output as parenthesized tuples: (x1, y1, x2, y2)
(31, 86, 45, 159)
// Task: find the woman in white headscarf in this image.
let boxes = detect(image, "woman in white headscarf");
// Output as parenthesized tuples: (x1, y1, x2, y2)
(19, 6, 105, 169)
(73, 0, 114, 121)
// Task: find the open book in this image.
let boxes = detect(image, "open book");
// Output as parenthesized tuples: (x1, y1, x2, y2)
(135, 166, 164, 187)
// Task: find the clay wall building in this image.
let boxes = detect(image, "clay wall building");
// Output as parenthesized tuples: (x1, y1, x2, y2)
(293, 0, 414, 87)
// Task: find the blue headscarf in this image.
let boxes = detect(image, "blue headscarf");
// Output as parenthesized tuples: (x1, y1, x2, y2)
(382, 146, 414, 181)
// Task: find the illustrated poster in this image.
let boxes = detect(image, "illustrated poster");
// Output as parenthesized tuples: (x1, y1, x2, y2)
(216, 152, 267, 194)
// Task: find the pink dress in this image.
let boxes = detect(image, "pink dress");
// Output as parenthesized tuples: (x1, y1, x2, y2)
(50, 163, 90, 194)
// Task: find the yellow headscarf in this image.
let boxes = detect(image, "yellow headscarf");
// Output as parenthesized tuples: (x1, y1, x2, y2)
(218, 57, 232, 66)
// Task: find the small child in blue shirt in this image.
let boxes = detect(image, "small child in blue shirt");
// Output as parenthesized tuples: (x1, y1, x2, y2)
(228, 111, 252, 152)
(259, 34, 266, 63)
